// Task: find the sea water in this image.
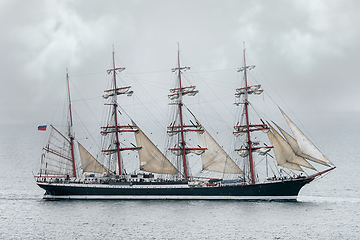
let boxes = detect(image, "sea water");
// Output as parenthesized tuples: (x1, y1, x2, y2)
(0, 115, 359, 239)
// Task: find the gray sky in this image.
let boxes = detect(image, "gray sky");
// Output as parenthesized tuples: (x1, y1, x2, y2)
(1, 0, 359, 128)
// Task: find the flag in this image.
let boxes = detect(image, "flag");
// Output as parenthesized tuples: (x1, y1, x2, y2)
(38, 125, 47, 131)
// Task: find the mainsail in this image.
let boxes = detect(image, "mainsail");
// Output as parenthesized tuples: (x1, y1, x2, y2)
(78, 142, 109, 174)
(279, 109, 331, 166)
(196, 120, 243, 174)
(133, 121, 178, 174)
(40, 125, 75, 176)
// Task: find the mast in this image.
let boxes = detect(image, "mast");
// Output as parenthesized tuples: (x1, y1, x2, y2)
(177, 47, 189, 181)
(167, 44, 201, 181)
(242, 48, 255, 185)
(66, 70, 77, 178)
(103, 50, 125, 175)
(102, 50, 138, 175)
(234, 46, 267, 185)
(111, 51, 123, 175)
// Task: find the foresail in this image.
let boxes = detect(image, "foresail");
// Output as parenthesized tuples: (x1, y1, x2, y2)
(267, 124, 303, 171)
(196, 120, 243, 174)
(273, 122, 316, 170)
(39, 125, 74, 176)
(78, 142, 109, 174)
(132, 121, 178, 174)
(279, 109, 332, 166)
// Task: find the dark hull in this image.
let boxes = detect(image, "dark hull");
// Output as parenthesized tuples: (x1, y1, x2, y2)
(37, 177, 314, 200)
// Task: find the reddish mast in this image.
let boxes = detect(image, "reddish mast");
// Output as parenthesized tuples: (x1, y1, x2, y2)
(66, 70, 77, 178)
(101, 50, 139, 175)
(167, 44, 202, 181)
(112, 52, 123, 175)
(234, 46, 268, 185)
(242, 48, 256, 185)
(104, 51, 126, 175)
(176, 47, 189, 180)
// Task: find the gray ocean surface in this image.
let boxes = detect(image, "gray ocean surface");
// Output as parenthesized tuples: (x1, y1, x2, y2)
(0, 114, 359, 239)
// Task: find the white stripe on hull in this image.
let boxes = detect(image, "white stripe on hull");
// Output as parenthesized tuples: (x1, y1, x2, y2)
(43, 194, 297, 200)
(38, 182, 190, 189)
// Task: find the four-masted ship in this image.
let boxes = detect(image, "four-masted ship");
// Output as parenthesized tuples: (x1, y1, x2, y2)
(35, 46, 335, 200)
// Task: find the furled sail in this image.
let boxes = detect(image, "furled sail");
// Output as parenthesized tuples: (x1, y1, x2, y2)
(196, 120, 243, 174)
(78, 142, 109, 174)
(171, 148, 205, 156)
(279, 109, 331, 166)
(267, 124, 303, 171)
(132, 121, 178, 174)
(39, 125, 75, 176)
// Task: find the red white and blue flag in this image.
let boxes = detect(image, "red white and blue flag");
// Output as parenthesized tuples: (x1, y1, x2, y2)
(38, 125, 47, 131)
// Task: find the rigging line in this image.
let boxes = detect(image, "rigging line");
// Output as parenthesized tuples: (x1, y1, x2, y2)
(254, 156, 266, 167)
(112, 51, 168, 74)
(196, 75, 236, 88)
(180, 54, 238, 73)
(116, 102, 163, 134)
(72, 95, 100, 102)
(71, 70, 105, 77)
(50, 81, 66, 125)
(69, 62, 238, 81)
(257, 67, 325, 150)
(133, 89, 167, 120)
(72, 108, 101, 152)
(184, 66, 235, 130)
(268, 162, 277, 177)
(195, 68, 239, 73)
(122, 69, 169, 75)
(249, 102, 269, 122)
(68, 77, 102, 126)
(132, 95, 167, 131)
(126, 76, 170, 89)
(253, 64, 302, 122)
(111, 65, 169, 127)
(200, 97, 233, 152)
(188, 156, 202, 174)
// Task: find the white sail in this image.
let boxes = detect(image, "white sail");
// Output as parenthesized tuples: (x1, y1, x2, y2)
(39, 126, 75, 176)
(196, 120, 243, 174)
(133, 121, 178, 174)
(273, 123, 316, 170)
(269, 123, 314, 170)
(267, 125, 303, 171)
(279, 109, 332, 166)
(78, 142, 109, 174)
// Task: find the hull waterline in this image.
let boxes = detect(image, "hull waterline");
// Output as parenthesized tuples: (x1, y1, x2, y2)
(37, 177, 314, 200)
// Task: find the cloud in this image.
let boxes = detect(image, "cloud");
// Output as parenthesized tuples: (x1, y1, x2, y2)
(0, 0, 359, 126)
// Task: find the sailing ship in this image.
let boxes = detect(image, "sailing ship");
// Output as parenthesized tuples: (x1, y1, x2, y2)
(35, 46, 335, 200)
